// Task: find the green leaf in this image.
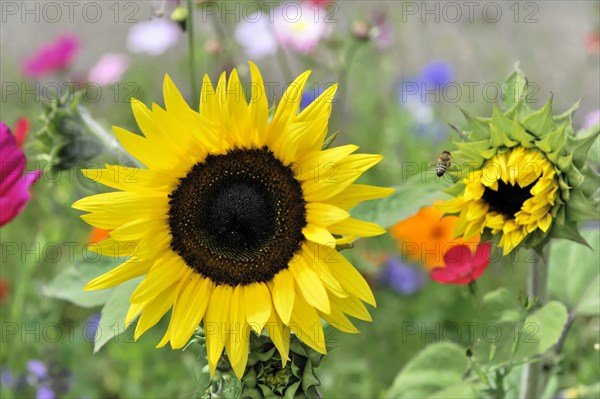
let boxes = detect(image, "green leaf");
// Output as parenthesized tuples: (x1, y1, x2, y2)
(44, 261, 116, 308)
(548, 229, 600, 316)
(470, 288, 521, 367)
(513, 301, 568, 361)
(385, 342, 473, 398)
(350, 177, 446, 229)
(502, 67, 527, 111)
(429, 383, 480, 399)
(93, 277, 141, 353)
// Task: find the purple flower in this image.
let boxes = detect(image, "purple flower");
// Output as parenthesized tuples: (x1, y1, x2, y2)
(26, 360, 47, 380)
(22, 33, 79, 78)
(1, 367, 13, 388)
(36, 385, 55, 399)
(235, 13, 278, 59)
(382, 257, 426, 295)
(127, 19, 181, 55)
(0, 121, 42, 227)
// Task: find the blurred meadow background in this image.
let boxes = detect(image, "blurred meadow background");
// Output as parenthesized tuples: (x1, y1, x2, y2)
(1, 1, 599, 398)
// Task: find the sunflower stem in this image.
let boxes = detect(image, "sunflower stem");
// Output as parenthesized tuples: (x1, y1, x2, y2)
(519, 246, 549, 399)
(186, 0, 199, 109)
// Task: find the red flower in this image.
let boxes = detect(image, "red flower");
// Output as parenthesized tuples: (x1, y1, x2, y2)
(430, 243, 491, 285)
(0, 279, 8, 303)
(586, 32, 600, 55)
(22, 33, 80, 78)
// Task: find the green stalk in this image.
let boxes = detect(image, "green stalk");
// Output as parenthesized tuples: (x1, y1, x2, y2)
(186, 0, 199, 109)
(520, 246, 549, 399)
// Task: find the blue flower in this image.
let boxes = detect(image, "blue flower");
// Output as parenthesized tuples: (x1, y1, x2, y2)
(382, 256, 426, 295)
(419, 61, 454, 90)
(83, 313, 101, 343)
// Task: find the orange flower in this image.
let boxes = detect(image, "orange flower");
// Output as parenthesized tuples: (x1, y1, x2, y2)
(88, 227, 109, 244)
(390, 201, 480, 270)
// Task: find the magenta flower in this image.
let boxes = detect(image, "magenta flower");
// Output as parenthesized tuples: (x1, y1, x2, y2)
(430, 243, 491, 285)
(22, 34, 80, 78)
(1, 121, 42, 227)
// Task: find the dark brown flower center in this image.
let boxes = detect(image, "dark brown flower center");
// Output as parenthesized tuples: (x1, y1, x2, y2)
(482, 180, 536, 218)
(168, 147, 306, 286)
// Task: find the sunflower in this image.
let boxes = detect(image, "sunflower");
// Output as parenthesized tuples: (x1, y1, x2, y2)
(439, 147, 559, 253)
(73, 62, 392, 378)
(438, 70, 599, 254)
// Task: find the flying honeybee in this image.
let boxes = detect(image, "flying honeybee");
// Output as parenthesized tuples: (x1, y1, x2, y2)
(435, 151, 452, 177)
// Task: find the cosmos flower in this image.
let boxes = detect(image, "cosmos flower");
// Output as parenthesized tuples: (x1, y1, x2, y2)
(22, 33, 80, 78)
(438, 70, 599, 254)
(583, 110, 600, 129)
(234, 13, 278, 59)
(127, 18, 181, 55)
(272, 3, 332, 54)
(87, 53, 129, 86)
(1, 121, 42, 227)
(391, 201, 480, 270)
(74, 62, 392, 378)
(430, 243, 491, 285)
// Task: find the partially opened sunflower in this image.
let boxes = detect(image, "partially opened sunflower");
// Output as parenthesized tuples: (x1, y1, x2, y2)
(438, 70, 599, 254)
(73, 62, 392, 377)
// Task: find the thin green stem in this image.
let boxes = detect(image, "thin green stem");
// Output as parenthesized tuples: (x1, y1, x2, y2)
(187, 0, 199, 109)
(520, 246, 549, 399)
(336, 42, 362, 120)
(78, 107, 136, 165)
(277, 49, 294, 83)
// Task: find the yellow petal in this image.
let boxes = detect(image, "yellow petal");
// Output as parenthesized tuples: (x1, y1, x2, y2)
(289, 255, 330, 314)
(170, 276, 213, 349)
(272, 269, 295, 324)
(306, 203, 350, 227)
(302, 223, 336, 246)
(327, 248, 376, 306)
(289, 295, 327, 354)
(244, 283, 271, 334)
(205, 285, 232, 374)
(328, 218, 386, 237)
(84, 258, 151, 290)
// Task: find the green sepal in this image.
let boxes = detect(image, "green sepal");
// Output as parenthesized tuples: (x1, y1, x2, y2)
(459, 108, 490, 139)
(548, 220, 592, 248)
(565, 189, 600, 221)
(502, 66, 528, 111)
(572, 128, 600, 169)
(552, 98, 581, 125)
(453, 140, 495, 161)
(510, 118, 536, 148)
(522, 95, 554, 137)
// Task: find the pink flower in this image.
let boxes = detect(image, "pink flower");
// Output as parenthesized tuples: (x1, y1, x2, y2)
(430, 243, 491, 285)
(22, 33, 80, 78)
(235, 13, 278, 59)
(88, 53, 129, 86)
(1, 121, 42, 227)
(272, 3, 332, 54)
(127, 18, 181, 55)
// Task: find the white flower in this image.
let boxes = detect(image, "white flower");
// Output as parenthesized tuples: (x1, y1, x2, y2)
(234, 13, 278, 59)
(127, 18, 181, 56)
(88, 53, 129, 86)
(272, 3, 332, 54)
